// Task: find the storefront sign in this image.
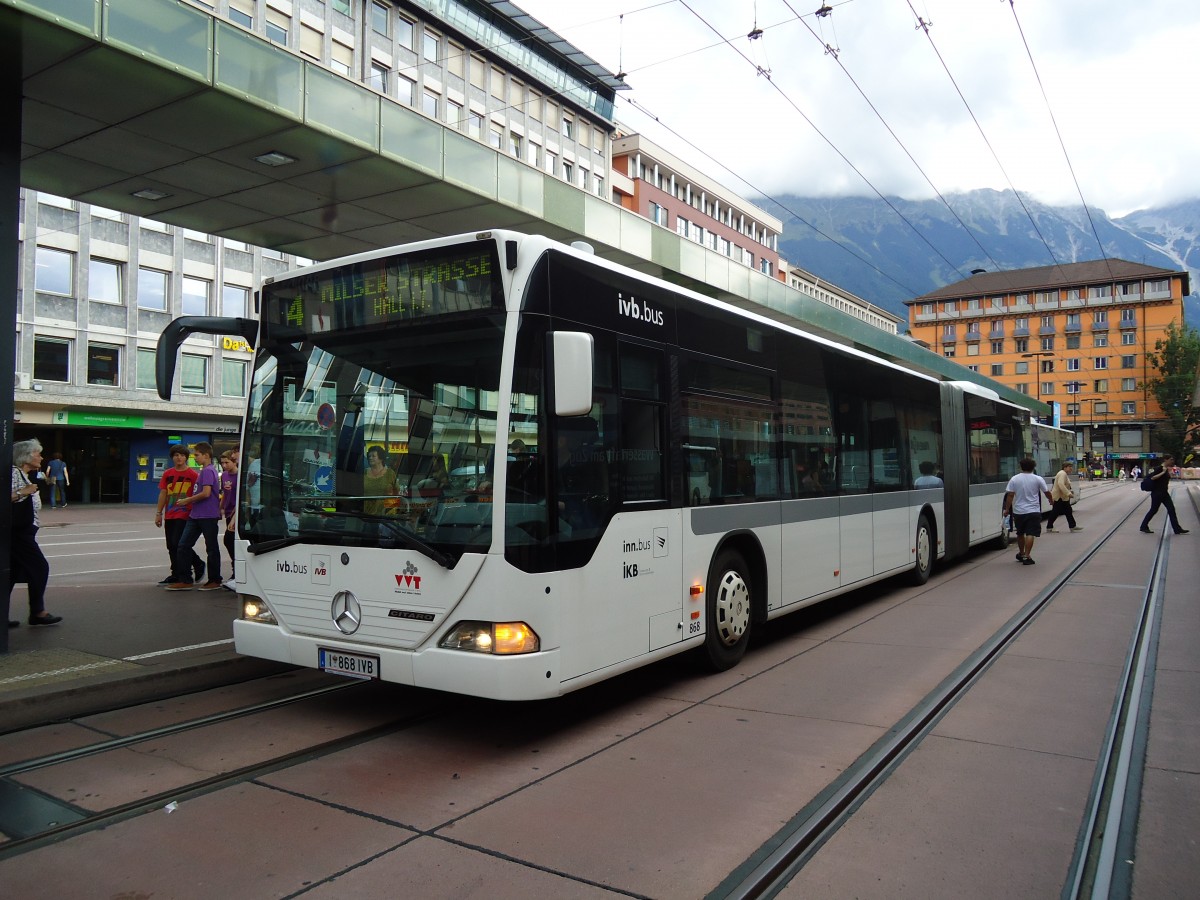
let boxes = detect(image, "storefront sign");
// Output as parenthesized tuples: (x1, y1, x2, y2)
(53, 410, 145, 428)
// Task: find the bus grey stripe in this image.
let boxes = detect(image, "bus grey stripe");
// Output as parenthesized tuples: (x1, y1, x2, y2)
(781, 497, 841, 524)
(691, 503, 782, 535)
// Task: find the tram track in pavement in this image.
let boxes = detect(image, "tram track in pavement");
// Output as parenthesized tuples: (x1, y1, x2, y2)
(0, 676, 441, 861)
(708, 494, 1176, 900)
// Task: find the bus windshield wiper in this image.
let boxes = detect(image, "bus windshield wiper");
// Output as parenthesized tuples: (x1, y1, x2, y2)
(305, 509, 457, 569)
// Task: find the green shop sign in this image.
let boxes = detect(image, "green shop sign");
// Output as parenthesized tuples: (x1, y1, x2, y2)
(53, 411, 145, 428)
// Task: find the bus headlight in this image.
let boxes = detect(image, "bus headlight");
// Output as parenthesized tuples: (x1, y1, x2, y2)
(241, 596, 276, 624)
(440, 621, 539, 655)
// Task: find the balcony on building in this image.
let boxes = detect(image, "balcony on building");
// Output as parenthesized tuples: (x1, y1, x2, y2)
(1013, 323, 1031, 337)
(988, 324, 1005, 338)
(964, 326, 982, 341)
(1064, 320, 1082, 334)
(1038, 323, 1056, 335)
(1090, 320, 1110, 331)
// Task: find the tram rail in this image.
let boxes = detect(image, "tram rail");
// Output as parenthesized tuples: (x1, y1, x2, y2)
(711, 495, 1176, 900)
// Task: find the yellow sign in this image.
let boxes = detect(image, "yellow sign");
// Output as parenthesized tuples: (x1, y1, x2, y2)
(222, 336, 253, 352)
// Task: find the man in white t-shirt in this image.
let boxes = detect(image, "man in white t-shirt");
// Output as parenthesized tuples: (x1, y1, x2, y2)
(1003, 458, 1053, 566)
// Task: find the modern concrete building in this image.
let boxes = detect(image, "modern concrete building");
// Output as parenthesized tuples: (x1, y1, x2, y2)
(906, 259, 1190, 471)
(11, 0, 627, 504)
(783, 261, 901, 335)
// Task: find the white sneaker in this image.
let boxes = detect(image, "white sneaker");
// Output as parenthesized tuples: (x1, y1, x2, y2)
(1070, 526, 1083, 532)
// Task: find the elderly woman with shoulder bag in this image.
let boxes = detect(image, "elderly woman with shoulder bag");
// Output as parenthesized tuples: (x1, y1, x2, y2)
(8, 439, 63, 628)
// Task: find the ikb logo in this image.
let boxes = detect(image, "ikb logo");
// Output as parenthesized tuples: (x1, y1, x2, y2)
(653, 527, 668, 558)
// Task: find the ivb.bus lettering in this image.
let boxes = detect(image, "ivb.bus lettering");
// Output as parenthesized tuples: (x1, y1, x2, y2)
(617, 293, 664, 327)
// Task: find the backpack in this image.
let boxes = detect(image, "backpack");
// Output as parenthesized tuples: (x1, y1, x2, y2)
(1140, 473, 1155, 492)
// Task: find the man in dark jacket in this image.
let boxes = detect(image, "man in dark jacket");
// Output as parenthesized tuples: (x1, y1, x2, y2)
(1139, 455, 1190, 534)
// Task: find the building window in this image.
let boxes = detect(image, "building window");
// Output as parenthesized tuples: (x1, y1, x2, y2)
(1066, 381, 1080, 394)
(222, 358, 247, 397)
(1121, 355, 1136, 368)
(966, 365, 980, 373)
(1093, 310, 1108, 325)
(562, 161, 573, 185)
(228, 7, 251, 29)
(370, 63, 388, 92)
(137, 267, 168, 311)
(222, 284, 248, 318)
(265, 15, 288, 46)
(1122, 401, 1136, 415)
(1093, 379, 1108, 393)
(180, 353, 208, 394)
(1094, 332, 1108, 347)
(422, 90, 439, 117)
(1015, 383, 1027, 394)
(370, 1, 389, 37)
(398, 76, 415, 107)
(446, 100, 463, 129)
(1093, 402, 1108, 415)
(1066, 335, 1081, 349)
(508, 131, 521, 158)
(423, 30, 439, 63)
(990, 340, 1004, 354)
(1094, 357, 1108, 369)
(1121, 378, 1137, 391)
(182, 277, 210, 317)
(87, 343, 120, 386)
(1066, 312, 1081, 328)
(88, 259, 122, 304)
(136, 348, 156, 390)
(1121, 331, 1136, 345)
(332, 0, 351, 14)
(1040, 337, 1054, 351)
(33, 337, 71, 383)
(1040, 360, 1054, 373)
(1067, 403, 1080, 417)
(943, 347, 956, 358)
(397, 15, 414, 49)
(1120, 308, 1136, 325)
(544, 150, 556, 175)
(562, 115, 574, 140)
(448, 40, 465, 78)
(1041, 382, 1054, 395)
(942, 324, 955, 340)
(35, 246, 74, 295)
(467, 111, 482, 138)
(1014, 337, 1028, 353)
(1015, 361, 1029, 375)
(990, 364, 1004, 376)
(1066, 358, 1080, 371)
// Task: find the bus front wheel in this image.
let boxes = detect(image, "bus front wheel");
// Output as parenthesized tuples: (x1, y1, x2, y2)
(911, 514, 934, 585)
(704, 548, 752, 670)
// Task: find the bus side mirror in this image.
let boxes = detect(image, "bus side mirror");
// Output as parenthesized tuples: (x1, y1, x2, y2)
(552, 331, 594, 416)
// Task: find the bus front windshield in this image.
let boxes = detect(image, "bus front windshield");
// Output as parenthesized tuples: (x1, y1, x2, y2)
(242, 243, 507, 565)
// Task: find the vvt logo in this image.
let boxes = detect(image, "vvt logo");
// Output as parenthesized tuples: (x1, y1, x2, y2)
(394, 560, 422, 593)
(618, 292, 665, 327)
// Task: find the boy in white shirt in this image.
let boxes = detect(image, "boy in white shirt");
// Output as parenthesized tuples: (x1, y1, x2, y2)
(1003, 458, 1053, 566)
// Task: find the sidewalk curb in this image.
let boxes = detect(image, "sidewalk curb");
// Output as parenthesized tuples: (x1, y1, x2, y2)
(0, 655, 293, 733)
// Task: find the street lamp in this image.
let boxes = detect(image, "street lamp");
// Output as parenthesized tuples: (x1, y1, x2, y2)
(1021, 351, 1056, 422)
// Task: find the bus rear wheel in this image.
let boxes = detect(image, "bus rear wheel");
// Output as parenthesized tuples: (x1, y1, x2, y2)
(911, 514, 934, 585)
(704, 548, 753, 670)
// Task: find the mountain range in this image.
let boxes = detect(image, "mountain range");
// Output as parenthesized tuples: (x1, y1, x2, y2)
(769, 189, 1200, 328)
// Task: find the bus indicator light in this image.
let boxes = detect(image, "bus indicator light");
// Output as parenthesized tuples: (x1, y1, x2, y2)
(690, 585, 703, 597)
(690, 611, 700, 620)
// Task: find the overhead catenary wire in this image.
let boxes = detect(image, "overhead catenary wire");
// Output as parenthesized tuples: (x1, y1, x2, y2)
(1003, 0, 1115, 281)
(674, 0, 976, 285)
(779, 0, 1026, 297)
(901, 0, 1067, 278)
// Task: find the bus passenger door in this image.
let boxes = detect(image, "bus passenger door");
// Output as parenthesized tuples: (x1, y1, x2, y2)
(836, 396, 873, 585)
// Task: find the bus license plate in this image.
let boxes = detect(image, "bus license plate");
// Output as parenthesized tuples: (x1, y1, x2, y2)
(319, 648, 379, 680)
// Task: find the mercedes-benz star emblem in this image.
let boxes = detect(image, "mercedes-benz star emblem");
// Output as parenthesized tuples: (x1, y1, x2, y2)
(331, 590, 362, 635)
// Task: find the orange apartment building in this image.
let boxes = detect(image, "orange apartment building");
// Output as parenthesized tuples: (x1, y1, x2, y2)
(906, 259, 1190, 472)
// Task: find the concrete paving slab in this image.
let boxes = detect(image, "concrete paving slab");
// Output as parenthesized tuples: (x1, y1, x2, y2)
(834, 598, 1021, 652)
(300, 834, 618, 899)
(780, 735, 1095, 900)
(1133, 769, 1200, 899)
(1007, 598, 1143, 668)
(931, 653, 1121, 759)
(1142, 668, 1200, 774)
(442, 703, 883, 898)
(712, 639, 966, 728)
(261, 693, 691, 832)
(0, 782, 413, 897)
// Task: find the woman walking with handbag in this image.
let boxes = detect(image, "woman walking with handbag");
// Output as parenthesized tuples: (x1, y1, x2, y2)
(8, 439, 63, 628)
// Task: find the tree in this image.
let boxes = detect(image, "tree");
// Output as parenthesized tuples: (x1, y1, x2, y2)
(1144, 320, 1200, 464)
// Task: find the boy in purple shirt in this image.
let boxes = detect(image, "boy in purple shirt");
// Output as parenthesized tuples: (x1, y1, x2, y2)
(166, 442, 224, 591)
(219, 450, 238, 589)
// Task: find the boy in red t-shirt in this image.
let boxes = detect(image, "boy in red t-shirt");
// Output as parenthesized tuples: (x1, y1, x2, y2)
(154, 444, 203, 586)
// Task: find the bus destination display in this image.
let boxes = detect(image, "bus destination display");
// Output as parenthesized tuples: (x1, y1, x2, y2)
(266, 245, 501, 334)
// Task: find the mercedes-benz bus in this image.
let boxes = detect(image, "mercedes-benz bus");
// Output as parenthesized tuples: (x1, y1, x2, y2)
(157, 230, 1059, 700)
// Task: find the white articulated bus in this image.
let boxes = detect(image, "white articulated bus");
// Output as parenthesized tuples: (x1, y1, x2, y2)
(158, 230, 1061, 700)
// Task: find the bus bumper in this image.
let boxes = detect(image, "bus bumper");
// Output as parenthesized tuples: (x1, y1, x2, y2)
(233, 619, 563, 701)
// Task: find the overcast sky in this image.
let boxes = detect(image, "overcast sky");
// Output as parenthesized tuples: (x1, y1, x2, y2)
(514, 0, 1199, 217)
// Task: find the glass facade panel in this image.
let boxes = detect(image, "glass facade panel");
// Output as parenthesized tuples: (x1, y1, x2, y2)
(106, 0, 211, 80)
(215, 23, 304, 116)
